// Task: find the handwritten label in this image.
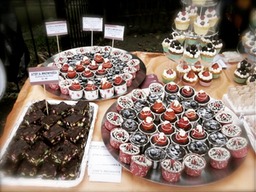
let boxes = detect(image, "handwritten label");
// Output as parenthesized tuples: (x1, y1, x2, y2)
(104, 24, 125, 41)
(29, 67, 59, 85)
(45, 21, 68, 36)
(82, 17, 103, 31)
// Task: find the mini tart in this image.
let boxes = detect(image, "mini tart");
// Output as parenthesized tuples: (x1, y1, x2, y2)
(208, 147, 231, 169)
(209, 62, 222, 79)
(119, 143, 140, 164)
(221, 124, 242, 138)
(164, 82, 180, 94)
(194, 90, 210, 105)
(172, 129, 190, 146)
(130, 155, 152, 177)
(226, 137, 248, 158)
(161, 159, 184, 183)
(183, 153, 206, 177)
(215, 111, 233, 125)
(166, 144, 186, 161)
(179, 86, 195, 100)
(150, 132, 170, 148)
(158, 121, 174, 135)
(116, 96, 134, 112)
(207, 100, 224, 114)
(131, 89, 148, 101)
(162, 69, 177, 83)
(190, 125, 208, 141)
(110, 128, 129, 149)
(182, 70, 198, 86)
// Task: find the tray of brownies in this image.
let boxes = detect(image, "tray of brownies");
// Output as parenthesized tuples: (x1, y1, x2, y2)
(43, 46, 146, 101)
(101, 82, 249, 186)
(0, 100, 98, 187)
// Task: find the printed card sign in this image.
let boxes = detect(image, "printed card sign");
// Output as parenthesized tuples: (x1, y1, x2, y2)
(104, 24, 125, 41)
(29, 67, 59, 85)
(45, 21, 68, 36)
(82, 17, 103, 31)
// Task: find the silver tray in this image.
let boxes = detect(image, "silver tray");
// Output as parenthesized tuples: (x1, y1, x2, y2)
(43, 46, 147, 101)
(0, 100, 98, 187)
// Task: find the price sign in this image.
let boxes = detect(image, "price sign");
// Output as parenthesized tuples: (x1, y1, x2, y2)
(104, 24, 125, 41)
(82, 17, 103, 31)
(45, 21, 68, 36)
(28, 67, 59, 85)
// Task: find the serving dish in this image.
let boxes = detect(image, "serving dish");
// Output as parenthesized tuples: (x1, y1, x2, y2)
(43, 46, 146, 101)
(0, 100, 98, 187)
(101, 86, 247, 186)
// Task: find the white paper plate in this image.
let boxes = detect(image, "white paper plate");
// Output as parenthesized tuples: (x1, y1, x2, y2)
(0, 100, 98, 187)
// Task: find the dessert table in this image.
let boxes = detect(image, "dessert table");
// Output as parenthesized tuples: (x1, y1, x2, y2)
(0, 52, 255, 192)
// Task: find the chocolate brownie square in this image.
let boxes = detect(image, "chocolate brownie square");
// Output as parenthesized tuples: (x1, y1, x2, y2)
(58, 157, 80, 179)
(41, 114, 62, 130)
(32, 100, 48, 112)
(23, 110, 46, 125)
(16, 124, 42, 144)
(16, 159, 37, 177)
(37, 156, 58, 179)
(51, 140, 79, 165)
(65, 126, 87, 143)
(42, 124, 64, 145)
(63, 114, 86, 128)
(25, 140, 49, 166)
(0, 157, 20, 176)
(6, 139, 30, 163)
(73, 101, 90, 115)
(50, 102, 72, 117)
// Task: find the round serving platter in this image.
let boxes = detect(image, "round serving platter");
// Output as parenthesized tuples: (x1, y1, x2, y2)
(101, 88, 247, 187)
(43, 46, 146, 101)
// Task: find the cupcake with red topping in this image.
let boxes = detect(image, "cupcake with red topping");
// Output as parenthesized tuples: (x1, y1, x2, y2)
(160, 108, 178, 124)
(139, 117, 157, 135)
(169, 100, 184, 117)
(174, 11, 190, 31)
(158, 121, 175, 136)
(88, 60, 99, 71)
(150, 99, 166, 121)
(198, 70, 213, 87)
(182, 70, 198, 86)
(68, 80, 83, 100)
(66, 66, 78, 80)
(60, 63, 69, 76)
(208, 147, 231, 169)
(209, 62, 222, 79)
(138, 107, 154, 122)
(179, 85, 195, 100)
(184, 108, 200, 126)
(183, 153, 206, 177)
(81, 56, 91, 65)
(190, 124, 208, 141)
(162, 68, 177, 83)
(75, 63, 85, 74)
(176, 63, 191, 78)
(113, 75, 127, 96)
(95, 65, 107, 78)
(172, 129, 190, 146)
(226, 137, 248, 158)
(175, 116, 192, 131)
(99, 78, 114, 99)
(191, 62, 204, 74)
(94, 53, 104, 63)
(150, 132, 170, 149)
(81, 68, 94, 80)
(194, 90, 210, 106)
(102, 58, 113, 69)
(119, 143, 140, 164)
(164, 82, 180, 95)
(84, 81, 98, 100)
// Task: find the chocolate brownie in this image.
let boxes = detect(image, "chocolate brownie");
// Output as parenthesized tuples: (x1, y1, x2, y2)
(23, 110, 46, 125)
(41, 115, 62, 130)
(7, 139, 30, 163)
(42, 124, 64, 145)
(16, 124, 42, 144)
(58, 157, 80, 179)
(50, 102, 72, 117)
(31, 100, 48, 112)
(63, 114, 86, 128)
(37, 156, 58, 179)
(72, 100, 90, 115)
(16, 159, 37, 177)
(65, 126, 87, 143)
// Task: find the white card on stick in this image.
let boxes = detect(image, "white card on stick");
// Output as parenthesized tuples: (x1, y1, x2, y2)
(45, 21, 68, 36)
(28, 67, 59, 85)
(104, 24, 125, 41)
(82, 17, 103, 31)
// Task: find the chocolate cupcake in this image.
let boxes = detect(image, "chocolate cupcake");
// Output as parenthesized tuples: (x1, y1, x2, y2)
(144, 146, 166, 169)
(208, 131, 228, 147)
(166, 144, 186, 161)
(122, 119, 138, 133)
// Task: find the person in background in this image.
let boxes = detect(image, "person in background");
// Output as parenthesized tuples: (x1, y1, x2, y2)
(218, 0, 255, 51)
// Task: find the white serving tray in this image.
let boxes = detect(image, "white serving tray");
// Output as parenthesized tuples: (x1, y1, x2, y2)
(0, 100, 98, 188)
(243, 115, 256, 153)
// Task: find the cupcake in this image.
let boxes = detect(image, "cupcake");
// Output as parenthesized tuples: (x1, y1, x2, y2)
(116, 96, 134, 112)
(184, 108, 200, 126)
(174, 11, 190, 31)
(234, 68, 250, 84)
(188, 140, 209, 156)
(186, 5, 198, 24)
(160, 109, 178, 124)
(190, 124, 208, 141)
(148, 82, 164, 99)
(211, 36, 223, 54)
(130, 155, 152, 177)
(95, 65, 107, 78)
(169, 100, 184, 117)
(99, 78, 114, 99)
(194, 15, 210, 35)
(191, 62, 204, 74)
(138, 107, 154, 122)
(120, 108, 137, 120)
(226, 137, 248, 158)
(129, 132, 149, 152)
(110, 128, 129, 149)
(215, 111, 233, 125)
(139, 117, 157, 135)
(104, 112, 123, 131)
(133, 100, 149, 113)
(81, 56, 91, 65)
(183, 153, 206, 177)
(194, 90, 210, 105)
(202, 119, 222, 132)
(179, 85, 195, 100)
(164, 82, 180, 95)
(162, 38, 171, 52)
(122, 119, 138, 133)
(158, 121, 175, 135)
(121, 73, 133, 87)
(172, 129, 190, 146)
(88, 60, 99, 71)
(94, 53, 104, 63)
(119, 143, 140, 164)
(166, 144, 186, 161)
(161, 159, 184, 183)
(102, 58, 113, 69)
(208, 132, 228, 147)
(150, 132, 170, 149)
(171, 31, 185, 44)
(66, 66, 78, 80)
(150, 99, 166, 121)
(83, 81, 98, 100)
(207, 100, 225, 114)
(198, 70, 213, 87)
(144, 146, 166, 169)
(167, 40, 184, 60)
(127, 59, 140, 71)
(183, 44, 200, 64)
(208, 147, 231, 169)
(209, 62, 222, 79)
(60, 63, 69, 76)
(246, 74, 256, 85)
(204, 8, 219, 27)
(175, 116, 192, 131)
(162, 69, 177, 84)
(75, 63, 85, 74)
(113, 75, 127, 96)
(81, 68, 94, 80)
(131, 89, 148, 101)
(59, 79, 72, 95)
(221, 124, 242, 138)
(123, 66, 137, 79)
(182, 70, 198, 86)
(200, 43, 217, 63)
(197, 107, 215, 121)
(182, 100, 199, 111)
(185, 31, 198, 45)
(68, 80, 83, 100)
(176, 63, 191, 78)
